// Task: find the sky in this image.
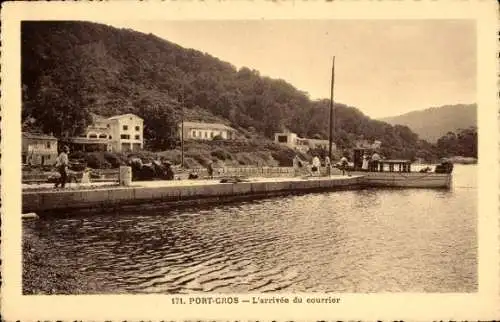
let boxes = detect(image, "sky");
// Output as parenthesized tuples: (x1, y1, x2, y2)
(102, 19, 476, 119)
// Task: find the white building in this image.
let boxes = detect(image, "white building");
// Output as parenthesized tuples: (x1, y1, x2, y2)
(355, 139, 382, 150)
(179, 122, 237, 141)
(79, 113, 144, 152)
(274, 132, 336, 153)
(107, 114, 144, 152)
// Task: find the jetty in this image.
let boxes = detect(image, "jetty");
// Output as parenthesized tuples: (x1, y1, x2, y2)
(22, 175, 364, 215)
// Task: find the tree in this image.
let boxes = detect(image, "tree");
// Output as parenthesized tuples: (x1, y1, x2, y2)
(25, 75, 91, 137)
(137, 96, 179, 151)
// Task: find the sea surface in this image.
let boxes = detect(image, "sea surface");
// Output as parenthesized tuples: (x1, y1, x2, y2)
(23, 164, 477, 294)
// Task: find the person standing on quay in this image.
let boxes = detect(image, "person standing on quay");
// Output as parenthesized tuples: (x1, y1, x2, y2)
(362, 154, 369, 171)
(371, 151, 381, 172)
(325, 155, 331, 176)
(312, 155, 321, 177)
(340, 155, 349, 176)
(206, 160, 214, 179)
(292, 155, 301, 177)
(54, 145, 70, 189)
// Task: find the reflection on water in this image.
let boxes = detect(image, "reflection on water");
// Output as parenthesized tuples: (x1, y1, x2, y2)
(23, 165, 477, 293)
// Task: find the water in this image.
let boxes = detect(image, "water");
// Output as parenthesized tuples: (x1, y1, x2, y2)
(23, 165, 477, 294)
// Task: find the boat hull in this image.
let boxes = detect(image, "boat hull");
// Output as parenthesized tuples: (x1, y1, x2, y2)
(352, 171, 452, 188)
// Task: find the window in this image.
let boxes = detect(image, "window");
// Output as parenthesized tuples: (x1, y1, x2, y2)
(109, 136, 112, 139)
(135, 135, 140, 140)
(121, 134, 130, 140)
(123, 125, 128, 131)
(99, 134, 107, 139)
(192, 131, 196, 137)
(204, 132, 208, 138)
(278, 135, 288, 143)
(46, 142, 51, 149)
(107, 124, 110, 128)
(89, 134, 97, 139)
(135, 126, 140, 131)
(210, 132, 214, 138)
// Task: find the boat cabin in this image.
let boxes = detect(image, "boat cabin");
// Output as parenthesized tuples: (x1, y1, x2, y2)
(352, 148, 412, 173)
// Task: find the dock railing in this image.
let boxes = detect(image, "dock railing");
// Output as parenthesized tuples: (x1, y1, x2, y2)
(183, 166, 297, 179)
(22, 166, 302, 184)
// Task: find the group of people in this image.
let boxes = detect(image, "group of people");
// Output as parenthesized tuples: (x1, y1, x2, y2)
(361, 151, 382, 172)
(292, 150, 385, 177)
(293, 154, 351, 177)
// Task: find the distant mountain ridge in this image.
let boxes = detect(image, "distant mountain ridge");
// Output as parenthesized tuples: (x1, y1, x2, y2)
(380, 104, 477, 142)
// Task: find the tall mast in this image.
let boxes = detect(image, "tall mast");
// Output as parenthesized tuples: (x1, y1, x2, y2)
(328, 56, 335, 161)
(180, 86, 185, 169)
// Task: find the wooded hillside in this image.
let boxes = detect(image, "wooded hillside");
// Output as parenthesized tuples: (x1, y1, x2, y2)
(21, 21, 475, 161)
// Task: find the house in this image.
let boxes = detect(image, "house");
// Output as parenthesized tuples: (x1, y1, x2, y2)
(179, 122, 237, 141)
(308, 138, 332, 150)
(274, 132, 336, 153)
(275, 132, 299, 149)
(70, 113, 144, 153)
(22, 132, 58, 166)
(355, 139, 382, 150)
(107, 113, 144, 152)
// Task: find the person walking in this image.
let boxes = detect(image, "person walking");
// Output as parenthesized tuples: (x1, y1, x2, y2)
(54, 145, 70, 188)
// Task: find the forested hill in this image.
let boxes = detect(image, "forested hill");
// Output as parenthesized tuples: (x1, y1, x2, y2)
(381, 104, 477, 143)
(23, 21, 433, 159)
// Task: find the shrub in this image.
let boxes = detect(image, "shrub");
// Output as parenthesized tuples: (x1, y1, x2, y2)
(212, 134, 224, 141)
(103, 152, 123, 168)
(186, 151, 212, 167)
(211, 148, 232, 161)
(85, 153, 111, 169)
(235, 152, 255, 165)
(271, 149, 296, 166)
(70, 151, 86, 160)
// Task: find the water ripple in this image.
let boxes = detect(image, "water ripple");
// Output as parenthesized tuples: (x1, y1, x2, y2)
(23, 165, 477, 293)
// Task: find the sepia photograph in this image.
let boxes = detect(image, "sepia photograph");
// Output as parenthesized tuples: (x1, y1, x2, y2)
(2, 1, 498, 320)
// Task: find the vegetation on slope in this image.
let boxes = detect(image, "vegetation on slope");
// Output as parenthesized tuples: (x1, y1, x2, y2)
(69, 139, 311, 169)
(21, 21, 476, 162)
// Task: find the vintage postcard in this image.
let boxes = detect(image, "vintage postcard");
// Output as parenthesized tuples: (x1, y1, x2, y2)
(1, 0, 498, 320)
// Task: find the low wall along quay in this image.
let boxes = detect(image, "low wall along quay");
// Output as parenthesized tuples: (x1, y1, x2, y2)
(22, 175, 364, 215)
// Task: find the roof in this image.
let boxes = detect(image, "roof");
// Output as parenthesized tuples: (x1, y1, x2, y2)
(181, 121, 235, 131)
(90, 113, 107, 122)
(308, 138, 330, 144)
(68, 137, 110, 144)
(22, 132, 58, 140)
(107, 113, 143, 121)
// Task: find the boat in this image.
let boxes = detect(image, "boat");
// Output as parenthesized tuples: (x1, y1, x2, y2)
(325, 57, 453, 189)
(346, 149, 453, 188)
